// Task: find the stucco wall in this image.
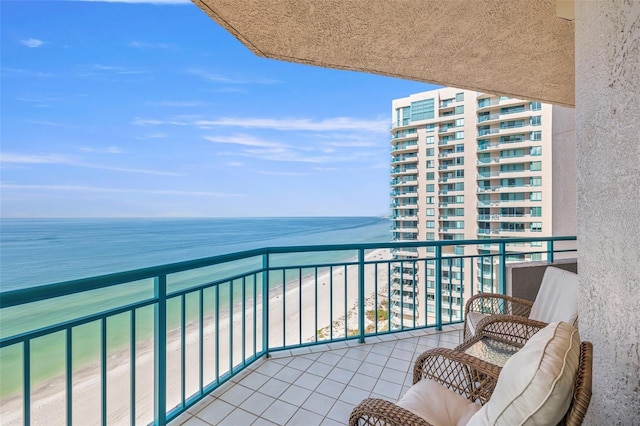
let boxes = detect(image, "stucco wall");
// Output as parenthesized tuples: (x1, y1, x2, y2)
(575, 1, 640, 423)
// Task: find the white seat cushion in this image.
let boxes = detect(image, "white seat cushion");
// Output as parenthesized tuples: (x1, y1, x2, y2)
(466, 311, 488, 337)
(397, 378, 481, 426)
(529, 267, 578, 326)
(467, 321, 580, 425)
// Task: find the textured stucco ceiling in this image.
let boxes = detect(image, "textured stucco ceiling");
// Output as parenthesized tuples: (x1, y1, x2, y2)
(193, 0, 575, 107)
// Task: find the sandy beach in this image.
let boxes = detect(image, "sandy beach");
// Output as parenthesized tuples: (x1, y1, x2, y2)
(0, 248, 392, 425)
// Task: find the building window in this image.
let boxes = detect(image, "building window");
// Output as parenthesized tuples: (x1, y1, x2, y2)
(455, 105, 464, 115)
(530, 146, 542, 156)
(530, 177, 542, 187)
(530, 131, 542, 141)
(530, 192, 542, 201)
(531, 222, 542, 232)
(426, 208, 435, 216)
(402, 106, 411, 125)
(426, 184, 435, 192)
(530, 161, 542, 171)
(455, 131, 464, 140)
(500, 105, 525, 115)
(530, 207, 542, 217)
(426, 136, 434, 144)
(426, 196, 434, 204)
(455, 92, 464, 102)
(426, 148, 434, 156)
(455, 169, 465, 178)
(455, 118, 464, 127)
(530, 101, 542, 111)
(426, 221, 435, 229)
(500, 120, 525, 129)
(500, 163, 525, 173)
(455, 144, 464, 153)
(426, 124, 435, 132)
(530, 115, 541, 126)
(426, 172, 434, 180)
(410, 99, 435, 122)
(501, 192, 526, 201)
(426, 160, 434, 168)
(455, 195, 464, 203)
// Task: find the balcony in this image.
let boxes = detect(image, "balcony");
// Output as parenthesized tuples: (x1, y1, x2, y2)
(0, 237, 575, 425)
(172, 326, 463, 425)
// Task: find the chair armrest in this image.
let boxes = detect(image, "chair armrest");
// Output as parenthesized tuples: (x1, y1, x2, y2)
(349, 398, 433, 426)
(465, 293, 534, 318)
(474, 314, 548, 346)
(413, 347, 501, 405)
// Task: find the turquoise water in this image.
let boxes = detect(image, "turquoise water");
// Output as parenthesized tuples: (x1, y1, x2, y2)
(0, 217, 390, 290)
(0, 217, 390, 396)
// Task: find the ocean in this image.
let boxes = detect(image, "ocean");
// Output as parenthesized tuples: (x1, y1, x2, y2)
(0, 217, 390, 291)
(0, 217, 390, 397)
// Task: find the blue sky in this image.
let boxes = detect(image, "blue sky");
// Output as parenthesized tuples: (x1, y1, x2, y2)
(1, 0, 437, 218)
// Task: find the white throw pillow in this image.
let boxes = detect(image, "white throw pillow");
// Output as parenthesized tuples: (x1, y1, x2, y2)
(397, 378, 481, 426)
(467, 321, 580, 425)
(529, 267, 578, 326)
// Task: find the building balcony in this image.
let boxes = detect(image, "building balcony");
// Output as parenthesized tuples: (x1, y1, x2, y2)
(0, 237, 576, 425)
(391, 154, 418, 164)
(390, 293, 419, 305)
(391, 142, 418, 153)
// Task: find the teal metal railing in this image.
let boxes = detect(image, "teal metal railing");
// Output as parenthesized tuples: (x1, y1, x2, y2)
(0, 236, 576, 425)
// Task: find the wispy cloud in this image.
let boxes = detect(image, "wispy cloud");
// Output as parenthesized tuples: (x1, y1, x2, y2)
(196, 117, 389, 133)
(0, 183, 243, 197)
(226, 162, 244, 167)
(143, 133, 170, 139)
(187, 69, 278, 85)
(133, 115, 389, 133)
(2, 68, 53, 78)
(0, 152, 181, 176)
(25, 120, 73, 127)
(128, 41, 174, 49)
(91, 64, 147, 75)
(79, 146, 124, 154)
(255, 170, 310, 176)
(203, 134, 284, 149)
(21, 38, 44, 48)
(147, 101, 204, 107)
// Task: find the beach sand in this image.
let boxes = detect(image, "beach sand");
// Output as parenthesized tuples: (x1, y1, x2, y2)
(0, 249, 392, 425)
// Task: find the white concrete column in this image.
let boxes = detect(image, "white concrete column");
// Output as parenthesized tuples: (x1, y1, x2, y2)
(575, 1, 640, 423)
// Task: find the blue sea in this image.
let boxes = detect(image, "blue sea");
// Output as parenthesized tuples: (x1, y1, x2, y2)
(0, 217, 390, 397)
(0, 217, 390, 291)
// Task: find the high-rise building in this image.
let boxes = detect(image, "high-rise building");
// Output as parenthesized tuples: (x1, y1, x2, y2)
(389, 88, 575, 328)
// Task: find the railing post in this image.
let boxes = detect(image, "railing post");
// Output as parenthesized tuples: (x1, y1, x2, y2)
(499, 242, 506, 296)
(262, 253, 270, 358)
(435, 245, 442, 331)
(547, 240, 554, 263)
(358, 249, 365, 343)
(154, 275, 167, 426)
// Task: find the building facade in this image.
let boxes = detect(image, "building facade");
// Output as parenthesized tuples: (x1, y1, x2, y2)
(389, 88, 575, 328)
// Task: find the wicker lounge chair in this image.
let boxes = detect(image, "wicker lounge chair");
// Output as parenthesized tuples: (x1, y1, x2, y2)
(349, 322, 592, 426)
(463, 266, 578, 342)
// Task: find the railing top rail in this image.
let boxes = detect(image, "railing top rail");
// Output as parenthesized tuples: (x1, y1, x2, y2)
(0, 236, 576, 308)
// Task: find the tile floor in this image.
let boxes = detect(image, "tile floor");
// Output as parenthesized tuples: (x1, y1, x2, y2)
(171, 325, 463, 426)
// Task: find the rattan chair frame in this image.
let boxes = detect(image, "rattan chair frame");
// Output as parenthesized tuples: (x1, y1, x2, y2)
(463, 292, 534, 341)
(348, 348, 500, 426)
(349, 341, 593, 426)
